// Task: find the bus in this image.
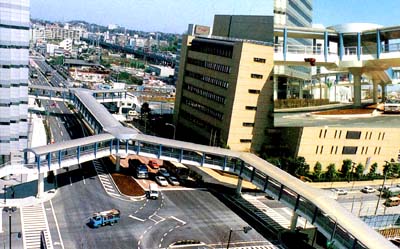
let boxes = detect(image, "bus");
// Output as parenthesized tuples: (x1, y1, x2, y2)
(163, 160, 189, 181)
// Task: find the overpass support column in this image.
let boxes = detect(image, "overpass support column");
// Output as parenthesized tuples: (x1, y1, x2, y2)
(290, 212, 299, 231)
(299, 81, 304, 99)
(380, 83, 387, 102)
(115, 155, 120, 172)
(236, 176, 243, 196)
(273, 75, 278, 100)
(351, 69, 362, 107)
(37, 172, 44, 198)
(372, 81, 378, 103)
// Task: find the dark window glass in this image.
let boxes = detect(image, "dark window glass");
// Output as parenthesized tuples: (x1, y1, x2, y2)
(346, 131, 361, 139)
(342, 146, 358, 154)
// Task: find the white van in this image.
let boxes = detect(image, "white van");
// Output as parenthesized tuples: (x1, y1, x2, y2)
(149, 183, 159, 199)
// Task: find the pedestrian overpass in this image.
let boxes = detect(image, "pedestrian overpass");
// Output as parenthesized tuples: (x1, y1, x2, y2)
(0, 85, 394, 248)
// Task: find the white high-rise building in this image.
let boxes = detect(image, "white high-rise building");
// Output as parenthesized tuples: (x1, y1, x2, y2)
(0, 0, 30, 164)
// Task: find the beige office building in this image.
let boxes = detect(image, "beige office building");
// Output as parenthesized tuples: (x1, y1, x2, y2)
(174, 35, 274, 152)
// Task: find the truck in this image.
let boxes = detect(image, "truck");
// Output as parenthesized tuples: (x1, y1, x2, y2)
(89, 209, 121, 228)
(383, 187, 400, 198)
(129, 159, 149, 178)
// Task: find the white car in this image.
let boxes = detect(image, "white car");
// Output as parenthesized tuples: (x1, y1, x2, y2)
(158, 168, 170, 178)
(155, 176, 169, 186)
(334, 188, 348, 195)
(361, 186, 375, 193)
(167, 176, 180, 186)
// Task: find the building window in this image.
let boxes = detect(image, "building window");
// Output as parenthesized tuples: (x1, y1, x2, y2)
(240, 139, 252, 143)
(324, 130, 327, 138)
(315, 146, 319, 154)
(330, 146, 334, 154)
(338, 130, 342, 139)
(335, 146, 338, 154)
(378, 132, 381, 140)
(319, 129, 322, 138)
(254, 57, 266, 63)
(382, 132, 385, 140)
(365, 147, 368, 154)
(243, 122, 255, 127)
(364, 132, 368, 139)
(251, 73, 263, 79)
(190, 39, 233, 58)
(334, 130, 337, 139)
(320, 146, 324, 154)
(248, 89, 261, 94)
(185, 70, 229, 89)
(346, 131, 361, 139)
(342, 146, 358, 154)
(184, 83, 226, 104)
(369, 132, 372, 139)
(245, 106, 257, 110)
(186, 58, 231, 74)
(182, 97, 223, 120)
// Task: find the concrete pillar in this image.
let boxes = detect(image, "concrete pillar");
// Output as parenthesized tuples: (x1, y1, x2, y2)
(380, 83, 387, 102)
(236, 176, 243, 196)
(372, 81, 378, 103)
(115, 155, 121, 172)
(352, 70, 362, 107)
(299, 81, 303, 99)
(273, 76, 278, 100)
(290, 212, 299, 231)
(36, 172, 44, 198)
(0, 208, 2, 233)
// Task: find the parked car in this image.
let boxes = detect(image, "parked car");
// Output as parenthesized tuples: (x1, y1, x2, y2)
(361, 186, 375, 193)
(167, 176, 180, 186)
(158, 168, 170, 178)
(334, 188, 348, 195)
(148, 160, 160, 169)
(155, 176, 169, 186)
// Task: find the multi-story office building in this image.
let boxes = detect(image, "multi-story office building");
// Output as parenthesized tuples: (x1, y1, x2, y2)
(274, 0, 313, 99)
(0, 0, 30, 164)
(174, 35, 274, 152)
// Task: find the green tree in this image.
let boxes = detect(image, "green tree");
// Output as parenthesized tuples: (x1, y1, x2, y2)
(313, 161, 322, 180)
(293, 156, 309, 176)
(383, 161, 393, 176)
(341, 159, 352, 178)
(326, 163, 337, 181)
(392, 163, 400, 176)
(369, 162, 378, 177)
(355, 163, 364, 178)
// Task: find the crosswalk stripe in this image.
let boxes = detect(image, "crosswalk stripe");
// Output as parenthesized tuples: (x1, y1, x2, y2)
(21, 204, 54, 249)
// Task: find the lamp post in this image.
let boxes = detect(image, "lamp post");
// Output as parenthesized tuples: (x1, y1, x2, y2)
(350, 162, 357, 190)
(165, 123, 176, 140)
(3, 206, 17, 249)
(226, 226, 252, 249)
(326, 215, 338, 249)
(375, 161, 389, 215)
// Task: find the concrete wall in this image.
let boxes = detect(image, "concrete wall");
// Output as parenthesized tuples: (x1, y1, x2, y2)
(297, 127, 400, 172)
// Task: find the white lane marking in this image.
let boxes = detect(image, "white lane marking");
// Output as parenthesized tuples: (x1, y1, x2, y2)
(69, 177, 72, 186)
(170, 216, 186, 225)
(50, 200, 65, 249)
(82, 176, 86, 185)
(129, 215, 145, 222)
(60, 131, 63, 136)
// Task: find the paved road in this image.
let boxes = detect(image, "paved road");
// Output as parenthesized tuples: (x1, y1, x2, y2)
(46, 162, 275, 249)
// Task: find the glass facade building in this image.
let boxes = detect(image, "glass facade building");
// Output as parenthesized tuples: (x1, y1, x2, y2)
(0, 0, 30, 164)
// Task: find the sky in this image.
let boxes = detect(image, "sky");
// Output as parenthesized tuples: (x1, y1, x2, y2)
(30, 0, 400, 33)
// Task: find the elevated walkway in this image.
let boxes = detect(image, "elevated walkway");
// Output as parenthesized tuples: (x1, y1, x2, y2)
(9, 84, 394, 248)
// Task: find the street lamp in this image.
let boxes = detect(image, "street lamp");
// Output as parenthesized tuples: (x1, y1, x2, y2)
(325, 215, 337, 249)
(3, 206, 17, 249)
(165, 123, 176, 140)
(226, 226, 252, 249)
(375, 161, 389, 215)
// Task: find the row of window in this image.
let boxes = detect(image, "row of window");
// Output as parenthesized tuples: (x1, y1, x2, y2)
(187, 58, 231, 74)
(243, 122, 254, 127)
(179, 109, 214, 131)
(0, 64, 28, 68)
(245, 106, 257, 110)
(190, 40, 233, 58)
(182, 97, 223, 120)
(0, 136, 28, 143)
(185, 70, 229, 89)
(319, 129, 387, 141)
(0, 82, 29, 87)
(0, 45, 29, 49)
(0, 23, 30, 30)
(184, 83, 226, 104)
(288, 0, 312, 23)
(315, 145, 382, 155)
(0, 101, 28, 107)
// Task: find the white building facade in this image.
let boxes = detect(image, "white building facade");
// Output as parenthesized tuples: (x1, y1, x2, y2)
(0, 0, 30, 164)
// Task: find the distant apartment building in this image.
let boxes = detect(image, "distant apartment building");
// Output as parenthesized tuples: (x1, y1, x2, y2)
(174, 35, 274, 152)
(0, 0, 30, 164)
(31, 24, 86, 43)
